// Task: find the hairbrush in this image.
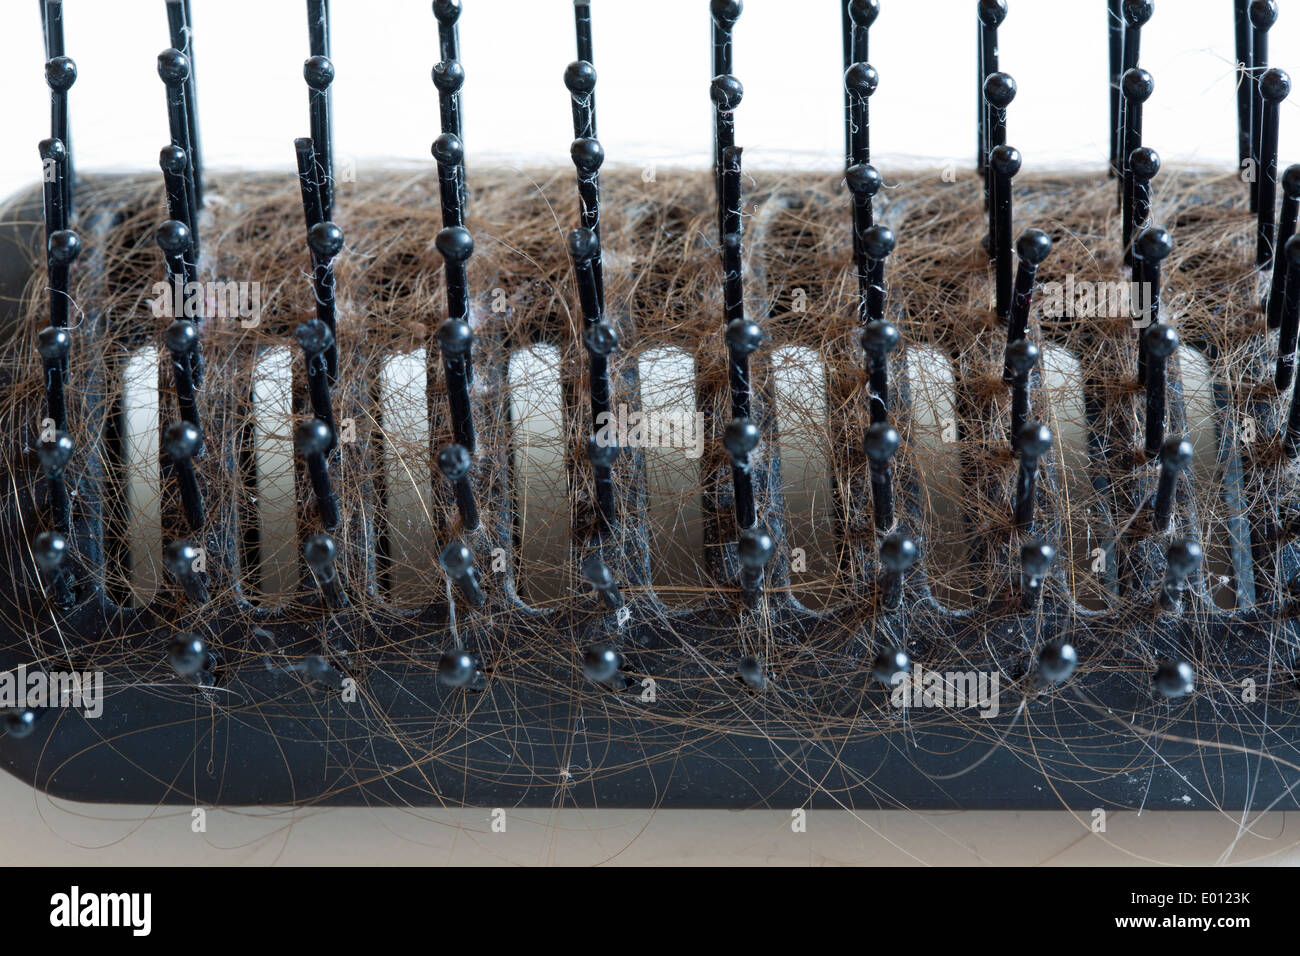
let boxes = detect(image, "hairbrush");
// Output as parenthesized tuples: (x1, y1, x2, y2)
(2, 0, 1300, 815)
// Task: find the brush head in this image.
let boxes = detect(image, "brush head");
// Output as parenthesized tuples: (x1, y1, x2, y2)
(435, 225, 473, 264)
(156, 49, 189, 85)
(36, 327, 70, 361)
(1015, 422, 1052, 459)
(1016, 228, 1052, 265)
(862, 225, 895, 259)
(162, 541, 201, 578)
(45, 56, 77, 92)
(5, 710, 38, 739)
(155, 220, 190, 256)
(432, 0, 462, 24)
(162, 422, 202, 462)
(724, 418, 761, 458)
(871, 648, 910, 684)
(1249, 0, 1278, 31)
(1143, 323, 1179, 360)
(582, 646, 621, 682)
(989, 145, 1022, 177)
(31, 531, 67, 572)
(580, 553, 614, 590)
(431, 59, 464, 94)
(309, 221, 345, 259)
(1135, 226, 1173, 262)
(1128, 146, 1161, 182)
(570, 137, 604, 173)
(710, 74, 744, 109)
(568, 227, 600, 263)
(38, 137, 67, 163)
(1006, 339, 1040, 375)
(1121, 68, 1154, 103)
(983, 72, 1016, 108)
(977, 0, 1007, 28)
(737, 528, 774, 569)
(710, 0, 743, 25)
(848, 0, 880, 27)
(1037, 642, 1078, 685)
(1153, 660, 1196, 699)
(437, 444, 472, 482)
(47, 228, 80, 264)
(861, 319, 900, 357)
(159, 144, 188, 175)
(1160, 437, 1195, 472)
(1261, 68, 1291, 103)
(294, 419, 333, 456)
(736, 655, 766, 689)
(1283, 164, 1300, 200)
(1287, 233, 1300, 266)
(163, 320, 198, 356)
(864, 423, 900, 463)
(564, 60, 597, 94)
(304, 55, 335, 91)
(303, 533, 338, 573)
(168, 633, 209, 677)
(845, 163, 882, 197)
(880, 534, 918, 572)
(726, 318, 763, 357)
(1021, 540, 1055, 574)
(844, 63, 879, 97)
(1123, 0, 1155, 28)
(437, 651, 477, 688)
(435, 318, 472, 355)
(431, 132, 464, 166)
(295, 319, 334, 356)
(1166, 539, 1204, 579)
(438, 542, 474, 576)
(35, 433, 73, 475)
(584, 322, 619, 356)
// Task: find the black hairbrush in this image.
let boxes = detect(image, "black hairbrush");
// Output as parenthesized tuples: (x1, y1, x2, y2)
(3, 0, 1300, 816)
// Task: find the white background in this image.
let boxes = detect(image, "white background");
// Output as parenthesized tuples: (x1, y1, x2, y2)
(3, 0, 1300, 201)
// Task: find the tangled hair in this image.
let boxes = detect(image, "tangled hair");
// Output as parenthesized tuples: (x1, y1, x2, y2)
(2, 161, 1300, 817)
